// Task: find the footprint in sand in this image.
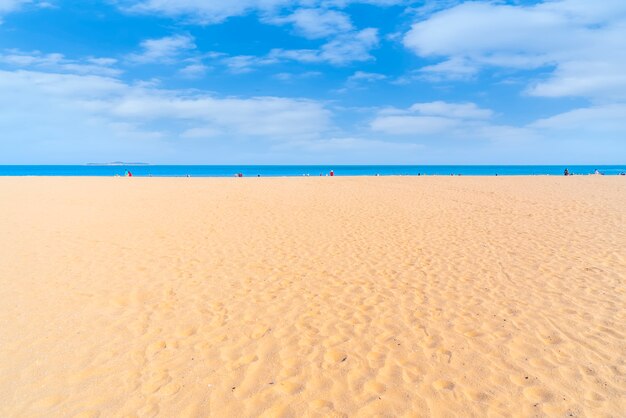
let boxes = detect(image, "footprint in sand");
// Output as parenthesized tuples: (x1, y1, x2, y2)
(324, 348, 348, 364)
(585, 391, 605, 402)
(32, 394, 65, 408)
(250, 325, 271, 339)
(309, 399, 334, 409)
(259, 402, 294, 418)
(509, 374, 532, 386)
(437, 348, 452, 363)
(176, 325, 197, 337)
(539, 334, 563, 345)
(365, 350, 386, 366)
(231, 354, 258, 370)
(523, 386, 553, 402)
(432, 380, 455, 390)
(159, 382, 181, 396)
(71, 411, 100, 418)
(364, 380, 386, 394)
(146, 340, 167, 357)
(464, 389, 489, 402)
(529, 357, 554, 369)
(421, 335, 441, 348)
(277, 380, 304, 395)
(143, 371, 171, 394)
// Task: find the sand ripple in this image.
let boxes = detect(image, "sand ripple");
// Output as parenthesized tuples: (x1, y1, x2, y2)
(0, 176, 624, 417)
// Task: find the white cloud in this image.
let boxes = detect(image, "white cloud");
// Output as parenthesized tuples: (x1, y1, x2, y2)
(120, 0, 283, 24)
(0, 0, 52, 21)
(403, 0, 626, 100)
(417, 57, 478, 81)
(178, 63, 209, 78)
(273, 71, 322, 81)
(339, 71, 387, 92)
(319, 28, 379, 64)
(221, 54, 278, 73)
(268, 8, 353, 39)
(369, 99, 626, 160)
(527, 60, 626, 101)
(409, 101, 493, 119)
(0, 49, 120, 76)
(371, 115, 460, 135)
(0, 68, 335, 162)
(270, 28, 379, 66)
(283, 136, 421, 151)
(215, 28, 379, 73)
(273, 136, 423, 164)
(347, 71, 386, 83)
(531, 104, 626, 134)
(0, 0, 28, 12)
(105, 94, 331, 138)
(371, 101, 530, 140)
(119, 0, 404, 24)
(128, 34, 196, 64)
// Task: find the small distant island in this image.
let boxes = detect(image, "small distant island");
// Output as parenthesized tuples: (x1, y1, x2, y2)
(85, 162, 150, 166)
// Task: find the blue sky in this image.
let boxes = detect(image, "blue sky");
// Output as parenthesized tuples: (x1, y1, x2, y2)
(0, 0, 624, 164)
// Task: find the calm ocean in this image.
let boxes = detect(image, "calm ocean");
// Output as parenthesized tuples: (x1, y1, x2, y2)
(0, 165, 624, 177)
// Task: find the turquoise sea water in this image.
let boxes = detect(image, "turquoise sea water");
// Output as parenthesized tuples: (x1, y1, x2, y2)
(0, 165, 624, 177)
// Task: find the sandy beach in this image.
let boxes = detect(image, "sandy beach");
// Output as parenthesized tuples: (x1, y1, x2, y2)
(0, 176, 624, 418)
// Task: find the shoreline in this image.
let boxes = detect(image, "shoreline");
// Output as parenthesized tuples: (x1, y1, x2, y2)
(0, 172, 624, 178)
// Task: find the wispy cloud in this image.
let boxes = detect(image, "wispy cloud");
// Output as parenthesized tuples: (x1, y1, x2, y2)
(266, 8, 353, 39)
(0, 49, 120, 76)
(211, 28, 380, 73)
(118, 0, 405, 24)
(178, 62, 209, 79)
(0, 69, 334, 144)
(0, 0, 30, 13)
(128, 34, 196, 64)
(371, 101, 526, 140)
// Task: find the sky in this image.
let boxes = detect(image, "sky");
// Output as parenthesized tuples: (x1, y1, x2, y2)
(0, 0, 625, 164)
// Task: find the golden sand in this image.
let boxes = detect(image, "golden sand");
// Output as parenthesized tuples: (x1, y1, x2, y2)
(0, 176, 624, 418)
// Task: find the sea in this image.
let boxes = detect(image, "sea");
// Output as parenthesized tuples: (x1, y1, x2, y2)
(0, 165, 624, 177)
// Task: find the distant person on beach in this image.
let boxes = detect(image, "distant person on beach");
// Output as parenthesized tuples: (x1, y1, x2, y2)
(564, 168, 570, 176)
(330, 170, 334, 176)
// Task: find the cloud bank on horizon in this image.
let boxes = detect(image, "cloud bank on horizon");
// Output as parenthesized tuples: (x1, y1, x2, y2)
(0, 0, 624, 164)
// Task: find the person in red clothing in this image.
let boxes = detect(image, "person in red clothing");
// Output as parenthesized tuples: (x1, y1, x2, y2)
(330, 170, 334, 176)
